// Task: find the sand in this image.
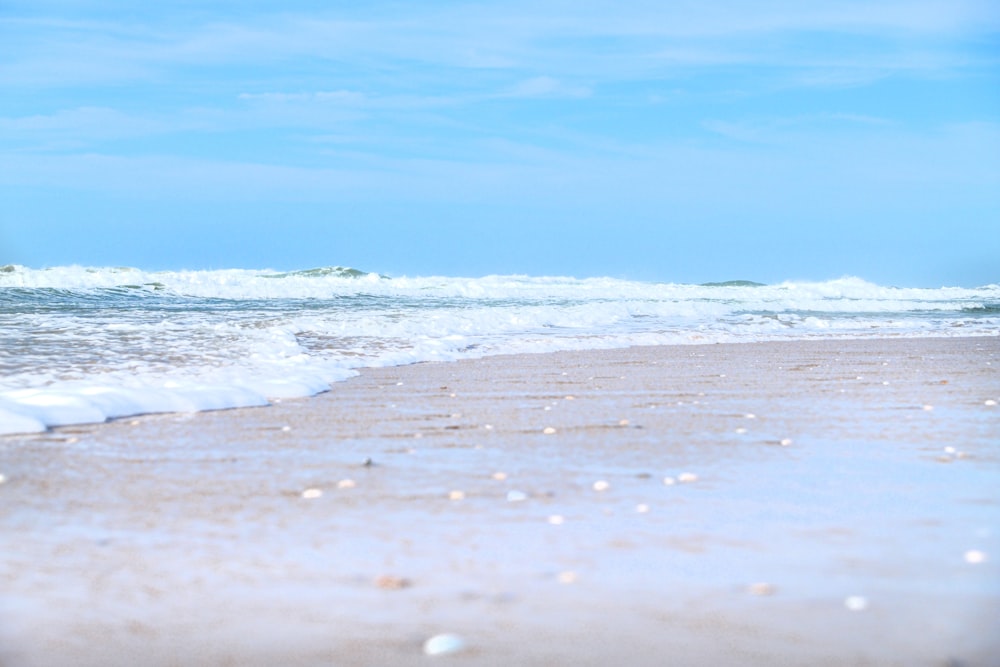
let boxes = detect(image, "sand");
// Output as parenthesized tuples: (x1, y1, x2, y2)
(1, 337, 998, 666)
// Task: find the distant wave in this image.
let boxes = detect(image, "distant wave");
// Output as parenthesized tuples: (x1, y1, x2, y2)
(699, 280, 766, 287)
(261, 266, 383, 280)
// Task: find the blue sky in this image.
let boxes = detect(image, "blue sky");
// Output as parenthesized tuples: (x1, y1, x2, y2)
(1, 1, 998, 285)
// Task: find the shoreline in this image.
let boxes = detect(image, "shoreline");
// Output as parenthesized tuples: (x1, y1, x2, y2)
(1, 336, 998, 666)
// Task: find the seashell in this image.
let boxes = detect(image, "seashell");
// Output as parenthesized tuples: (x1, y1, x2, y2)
(844, 595, 868, 611)
(301, 488, 322, 499)
(678, 472, 698, 483)
(543, 427, 557, 435)
(423, 633, 466, 656)
(592, 480, 610, 492)
(964, 550, 987, 564)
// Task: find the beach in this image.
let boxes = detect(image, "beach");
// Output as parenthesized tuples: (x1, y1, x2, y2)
(1, 336, 998, 666)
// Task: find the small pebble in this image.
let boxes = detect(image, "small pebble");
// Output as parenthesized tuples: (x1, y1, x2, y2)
(922, 405, 934, 411)
(593, 480, 610, 492)
(663, 477, 676, 486)
(543, 427, 557, 435)
(0, 473, 7, 484)
(548, 514, 565, 525)
(506, 490, 528, 502)
(844, 596, 868, 611)
(779, 438, 793, 447)
(964, 550, 987, 564)
(986, 399, 997, 407)
(492, 471, 508, 481)
(747, 582, 775, 596)
(423, 633, 466, 656)
(635, 503, 650, 514)
(735, 428, 747, 434)
(281, 425, 292, 432)
(564, 395, 575, 400)
(448, 490, 466, 501)
(337, 479, 357, 489)
(745, 413, 757, 419)
(678, 472, 698, 483)
(618, 419, 629, 426)
(375, 575, 411, 590)
(301, 488, 323, 499)
(484, 424, 494, 430)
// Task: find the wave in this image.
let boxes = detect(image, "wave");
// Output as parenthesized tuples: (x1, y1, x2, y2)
(1, 267, 998, 436)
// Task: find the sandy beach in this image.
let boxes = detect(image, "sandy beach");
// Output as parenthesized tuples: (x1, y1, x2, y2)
(1, 337, 998, 666)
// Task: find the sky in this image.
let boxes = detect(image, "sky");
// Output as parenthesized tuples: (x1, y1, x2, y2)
(1, 0, 998, 285)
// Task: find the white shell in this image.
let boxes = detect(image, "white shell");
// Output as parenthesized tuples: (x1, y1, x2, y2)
(423, 633, 466, 656)
(844, 595, 868, 611)
(964, 550, 987, 564)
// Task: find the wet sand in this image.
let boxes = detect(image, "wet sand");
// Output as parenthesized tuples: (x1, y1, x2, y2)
(1, 337, 999, 666)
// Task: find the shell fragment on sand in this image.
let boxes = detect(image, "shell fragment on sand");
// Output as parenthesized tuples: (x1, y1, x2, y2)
(844, 596, 869, 611)
(423, 633, 466, 656)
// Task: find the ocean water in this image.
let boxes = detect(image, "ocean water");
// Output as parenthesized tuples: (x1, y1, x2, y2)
(2, 265, 997, 435)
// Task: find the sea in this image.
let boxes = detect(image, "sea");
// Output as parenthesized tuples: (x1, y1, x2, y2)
(2, 264, 997, 435)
